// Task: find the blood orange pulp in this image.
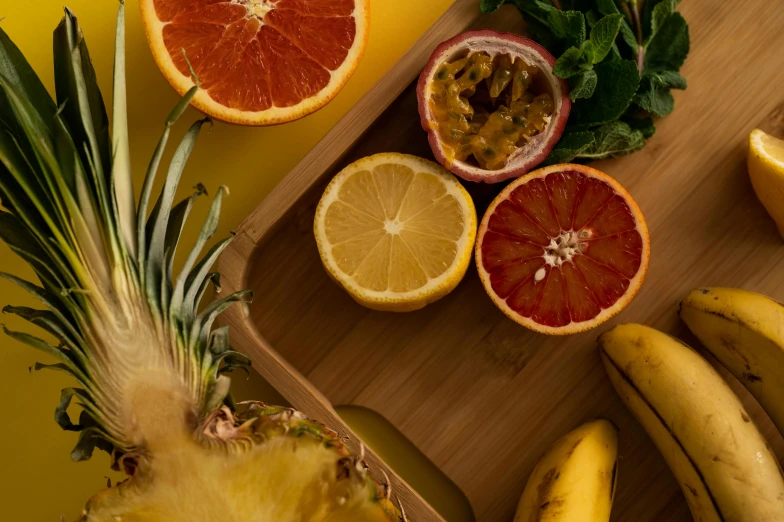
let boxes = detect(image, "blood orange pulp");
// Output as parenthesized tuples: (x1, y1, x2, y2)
(141, 0, 369, 125)
(476, 164, 650, 334)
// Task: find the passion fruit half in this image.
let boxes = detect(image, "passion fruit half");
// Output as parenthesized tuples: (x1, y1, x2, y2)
(417, 30, 570, 183)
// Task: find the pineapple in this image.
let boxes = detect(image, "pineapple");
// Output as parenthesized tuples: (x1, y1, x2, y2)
(0, 3, 402, 521)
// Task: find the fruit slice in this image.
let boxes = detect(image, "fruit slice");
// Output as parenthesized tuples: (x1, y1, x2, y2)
(748, 128, 784, 238)
(476, 164, 650, 334)
(314, 153, 477, 312)
(417, 29, 570, 183)
(140, 0, 369, 125)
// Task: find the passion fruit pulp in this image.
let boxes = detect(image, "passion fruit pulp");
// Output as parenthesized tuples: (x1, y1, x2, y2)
(417, 30, 570, 183)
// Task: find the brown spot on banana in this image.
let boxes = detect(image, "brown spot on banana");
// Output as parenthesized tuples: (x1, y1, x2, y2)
(742, 372, 763, 383)
(741, 411, 751, 423)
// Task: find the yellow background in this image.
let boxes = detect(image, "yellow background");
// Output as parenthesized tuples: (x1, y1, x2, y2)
(0, 0, 453, 519)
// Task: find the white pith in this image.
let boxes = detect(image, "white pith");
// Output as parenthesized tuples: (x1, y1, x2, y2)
(314, 154, 476, 307)
(422, 36, 564, 177)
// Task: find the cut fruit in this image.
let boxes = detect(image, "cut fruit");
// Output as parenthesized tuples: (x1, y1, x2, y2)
(314, 153, 477, 312)
(476, 164, 650, 334)
(140, 0, 369, 125)
(748, 128, 784, 238)
(417, 29, 570, 183)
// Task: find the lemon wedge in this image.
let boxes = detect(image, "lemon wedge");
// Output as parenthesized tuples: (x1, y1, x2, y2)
(749, 129, 784, 238)
(314, 153, 476, 311)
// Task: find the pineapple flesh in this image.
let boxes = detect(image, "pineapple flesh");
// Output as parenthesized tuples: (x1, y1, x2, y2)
(0, 3, 402, 521)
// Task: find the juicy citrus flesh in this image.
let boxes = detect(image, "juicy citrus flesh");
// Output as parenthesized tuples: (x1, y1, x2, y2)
(429, 51, 554, 170)
(315, 153, 477, 312)
(478, 166, 648, 333)
(749, 129, 784, 238)
(146, 0, 365, 122)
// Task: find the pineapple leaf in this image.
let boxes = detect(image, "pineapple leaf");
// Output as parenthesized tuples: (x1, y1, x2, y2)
(0, 210, 72, 292)
(110, 0, 136, 259)
(183, 237, 233, 318)
(55, 387, 93, 431)
(208, 325, 229, 355)
(163, 187, 205, 281)
(0, 272, 82, 340)
(136, 85, 200, 271)
(0, 23, 57, 139)
(146, 118, 208, 311)
(53, 8, 111, 180)
(1, 324, 89, 384)
(2, 304, 84, 352)
(192, 290, 253, 346)
(71, 416, 115, 461)
(170, 184, 226, 318)
(192, 271, 221, 312)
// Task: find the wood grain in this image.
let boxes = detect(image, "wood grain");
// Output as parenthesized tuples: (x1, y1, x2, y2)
(218, 1, 784, 521)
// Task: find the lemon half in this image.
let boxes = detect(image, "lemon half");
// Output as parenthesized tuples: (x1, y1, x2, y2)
(314, 153, 477, 312)
(748, 129, 784, 239)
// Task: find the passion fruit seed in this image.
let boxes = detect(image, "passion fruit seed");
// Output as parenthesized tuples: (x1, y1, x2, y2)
(429, 51, 554, 171)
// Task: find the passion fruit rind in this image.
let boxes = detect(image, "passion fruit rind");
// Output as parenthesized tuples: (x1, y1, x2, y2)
(417, 30, 570, 184)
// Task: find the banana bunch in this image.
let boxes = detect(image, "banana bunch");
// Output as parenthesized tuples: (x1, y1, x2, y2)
(514, 419, 618, 522)
(515, 287, 784, 521)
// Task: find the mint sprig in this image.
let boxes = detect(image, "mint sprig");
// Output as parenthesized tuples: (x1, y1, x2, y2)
(480, 0, 690, 163)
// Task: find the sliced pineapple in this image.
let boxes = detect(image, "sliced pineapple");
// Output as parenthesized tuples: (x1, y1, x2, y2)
(80, 405, 399, 522)
(314, 153, 477, 312)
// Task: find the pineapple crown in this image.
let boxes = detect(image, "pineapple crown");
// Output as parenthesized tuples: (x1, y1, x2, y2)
(0, 1, 251, 462)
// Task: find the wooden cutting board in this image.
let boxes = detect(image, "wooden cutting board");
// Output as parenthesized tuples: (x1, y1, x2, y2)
(218, 1, 784, 520)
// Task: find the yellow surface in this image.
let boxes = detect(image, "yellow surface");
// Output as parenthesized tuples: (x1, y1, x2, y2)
(0, 0, 454, 519)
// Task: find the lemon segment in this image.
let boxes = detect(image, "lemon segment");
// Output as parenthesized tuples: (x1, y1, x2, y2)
(315, 153, 477, 312)
(748, 129, 784, 238)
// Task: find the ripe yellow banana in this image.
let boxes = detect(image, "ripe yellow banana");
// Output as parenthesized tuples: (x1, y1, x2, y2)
(680, 287, 784, 436)
(514, 419, 618, 522)
(600, 324, 784, 521)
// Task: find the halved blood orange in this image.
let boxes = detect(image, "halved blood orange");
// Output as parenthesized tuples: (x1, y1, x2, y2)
(140, 0, 369, 125)
(476, 164, 650, 334)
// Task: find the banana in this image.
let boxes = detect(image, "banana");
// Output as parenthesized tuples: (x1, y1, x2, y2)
(514, 419, 618, 522)
(600, 324, 784, 522)
(680, 287, 784, 436)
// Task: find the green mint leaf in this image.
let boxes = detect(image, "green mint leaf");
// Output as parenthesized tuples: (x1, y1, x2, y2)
(586, 10, 602, 28)
(589, 14, 623, 63)
(645, 13, 689, 71)
(525, 17, 561, 52)
(650, 0, 678, 38)
(480, 0, 507, 14)
(576, 121, 646, 160)
(570, 59, 640, 126)
(620, 19, 639, 51)
(553, 46, 592, 78)
(543, 131, 595, 165)
(644, 70, 687, 90)
(569, 69, 598, 101)
(634, 87, 674, 116)
(633, 71, 683, 117)
(624, 116, 656, 139)
(582, 40, 596, 64)
(513, 0, 556, 25)
(548, 10, 586, 48)
(596, 0, 620, 16)
(642, 0, 680, 40)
